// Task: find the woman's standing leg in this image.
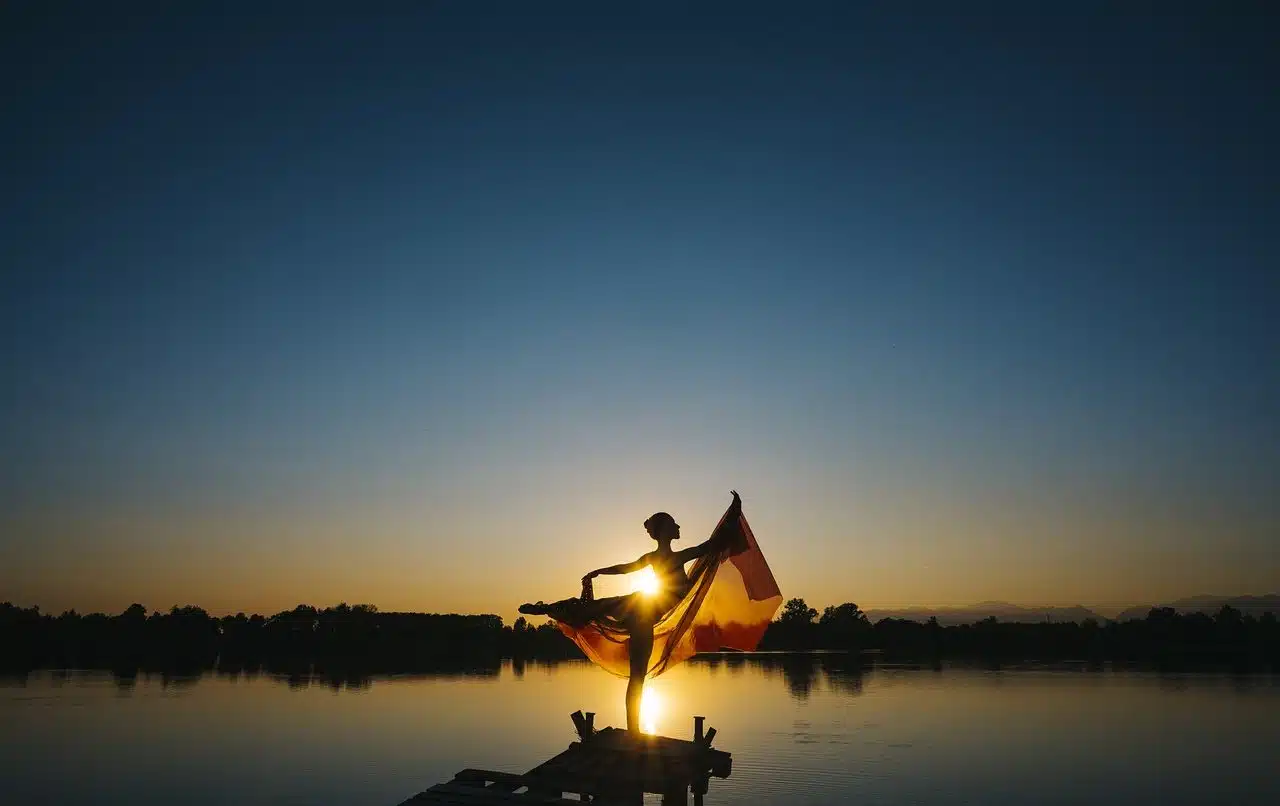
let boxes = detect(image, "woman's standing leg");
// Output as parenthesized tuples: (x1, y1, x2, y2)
(626, 605, 655, 733)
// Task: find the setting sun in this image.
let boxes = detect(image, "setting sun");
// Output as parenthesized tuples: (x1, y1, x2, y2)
(630, 567, 661, 596)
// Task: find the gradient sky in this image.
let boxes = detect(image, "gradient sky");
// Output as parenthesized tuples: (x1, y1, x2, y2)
(2, 2, 1277, 620)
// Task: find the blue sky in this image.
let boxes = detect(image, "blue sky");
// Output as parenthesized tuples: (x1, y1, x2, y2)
(2, 2, 1276, 617)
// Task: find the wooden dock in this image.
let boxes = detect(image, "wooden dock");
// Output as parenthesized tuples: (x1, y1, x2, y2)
(398, 711, 731, 805)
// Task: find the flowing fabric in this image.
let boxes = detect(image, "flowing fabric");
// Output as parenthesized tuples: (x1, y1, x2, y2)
(538, 504, 783, 678)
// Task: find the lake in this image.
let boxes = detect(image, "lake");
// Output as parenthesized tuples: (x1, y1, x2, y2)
(2, 656, 1277, 805)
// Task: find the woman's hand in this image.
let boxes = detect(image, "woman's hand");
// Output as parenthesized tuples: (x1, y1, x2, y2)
(582, 570, 600, 584)
(729, 489, 742, 516)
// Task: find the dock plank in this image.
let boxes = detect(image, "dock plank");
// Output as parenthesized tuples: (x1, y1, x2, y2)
(403, 782, 583, 805)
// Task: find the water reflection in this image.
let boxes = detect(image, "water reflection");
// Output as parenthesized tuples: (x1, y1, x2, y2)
(5, 657, 1279, 806)
(6, 653, 872, 703)
(639, 687, 663, 734)
(693, 653, 869, 701)
(0, 671, 29, 687)
(112, 668, 138, 691)
(18, 655, 1277, 703)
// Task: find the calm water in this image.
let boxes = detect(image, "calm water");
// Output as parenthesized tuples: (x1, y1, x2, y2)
(2, 657, 1277, 805)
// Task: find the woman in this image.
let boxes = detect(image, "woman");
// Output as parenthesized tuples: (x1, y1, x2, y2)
(522, 490, 743, 733)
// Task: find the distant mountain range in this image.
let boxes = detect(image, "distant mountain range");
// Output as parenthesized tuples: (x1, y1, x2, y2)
(863, 595, 1280, 625)
(865, 602, 1104, 626)
(1113, 594, 1280, 623)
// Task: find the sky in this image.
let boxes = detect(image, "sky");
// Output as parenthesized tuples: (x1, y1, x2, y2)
(2, 2, 1277, 621)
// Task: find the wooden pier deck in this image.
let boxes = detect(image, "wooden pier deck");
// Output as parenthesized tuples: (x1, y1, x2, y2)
(399, 712, 731, 805)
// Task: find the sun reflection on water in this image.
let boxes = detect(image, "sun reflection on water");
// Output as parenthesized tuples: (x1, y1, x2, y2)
(639, 687, 662, 734)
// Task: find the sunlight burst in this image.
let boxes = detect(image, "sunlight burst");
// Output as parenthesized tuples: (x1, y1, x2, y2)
(630, 567, 661, 596)
(639, 687, 662, 734)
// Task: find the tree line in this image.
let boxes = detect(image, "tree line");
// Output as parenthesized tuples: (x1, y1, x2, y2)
(0, 602, 579, 675)
(761, 598, 1279, 669)
(2, 596, 1276, 675)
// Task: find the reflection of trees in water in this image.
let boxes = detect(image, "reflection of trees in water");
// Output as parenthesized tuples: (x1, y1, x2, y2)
(819, 655, 865, 696)
(507, 657, 584, 680)
(708, 653, 869, 700)
(1230, 674, 1268, 695)
(322, 670, 373, 692)
(690, 653, 749, 678)
(112, 668, 138, 690)
(0, 671, 30, 687)
(99, 655, 867, 695)
(748, 654, 820, 700)
(159, 672, 200, 690)
(1157, 673, 1190, 693)
(96, 660, 511, 692)
(269, 659, 504, 691)
(782, 655, 819, 699)
(693, 655, 721, 672)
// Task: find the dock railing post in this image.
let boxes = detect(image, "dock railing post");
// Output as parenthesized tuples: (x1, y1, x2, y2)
(693, 773, 710, 806)
(693, 715, 704, 744)
(570, 710, 590, 741)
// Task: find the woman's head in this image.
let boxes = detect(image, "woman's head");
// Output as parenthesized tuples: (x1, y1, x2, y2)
(644, 512, 680, 541)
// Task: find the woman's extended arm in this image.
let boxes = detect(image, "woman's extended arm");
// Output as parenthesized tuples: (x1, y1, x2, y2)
(674, 490, 743, 563)
(584, 554, 650, 581)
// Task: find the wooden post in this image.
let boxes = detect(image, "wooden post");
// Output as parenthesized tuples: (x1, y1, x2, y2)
(702, 727, 717, 748)
(570, 710, 589, 740)
(661, 787, 689, 805)
(692, 773, 709, 806)
(693, 715, 704, 743)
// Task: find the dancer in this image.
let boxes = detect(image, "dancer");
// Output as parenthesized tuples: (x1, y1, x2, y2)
(522, 491, 780, 733)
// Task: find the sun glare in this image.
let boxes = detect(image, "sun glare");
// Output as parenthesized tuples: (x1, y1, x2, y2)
(631, 567, 661, 596)
(639, 688, 662, 734)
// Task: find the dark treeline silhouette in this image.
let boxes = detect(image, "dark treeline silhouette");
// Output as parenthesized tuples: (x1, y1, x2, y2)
(4, 596, 1277, 675)
(0, 602, 579, 676)
(761, 598, 1279, 670)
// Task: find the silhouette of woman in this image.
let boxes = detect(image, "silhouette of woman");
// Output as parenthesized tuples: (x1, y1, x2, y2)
(522, 491, 743, 733)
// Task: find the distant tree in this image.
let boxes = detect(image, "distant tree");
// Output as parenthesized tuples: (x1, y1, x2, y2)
(1215, 604, 1242, 625)
(820, 602, 869, 627)
(779, 598, 818, 625)
(819, 602, 872, 648)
